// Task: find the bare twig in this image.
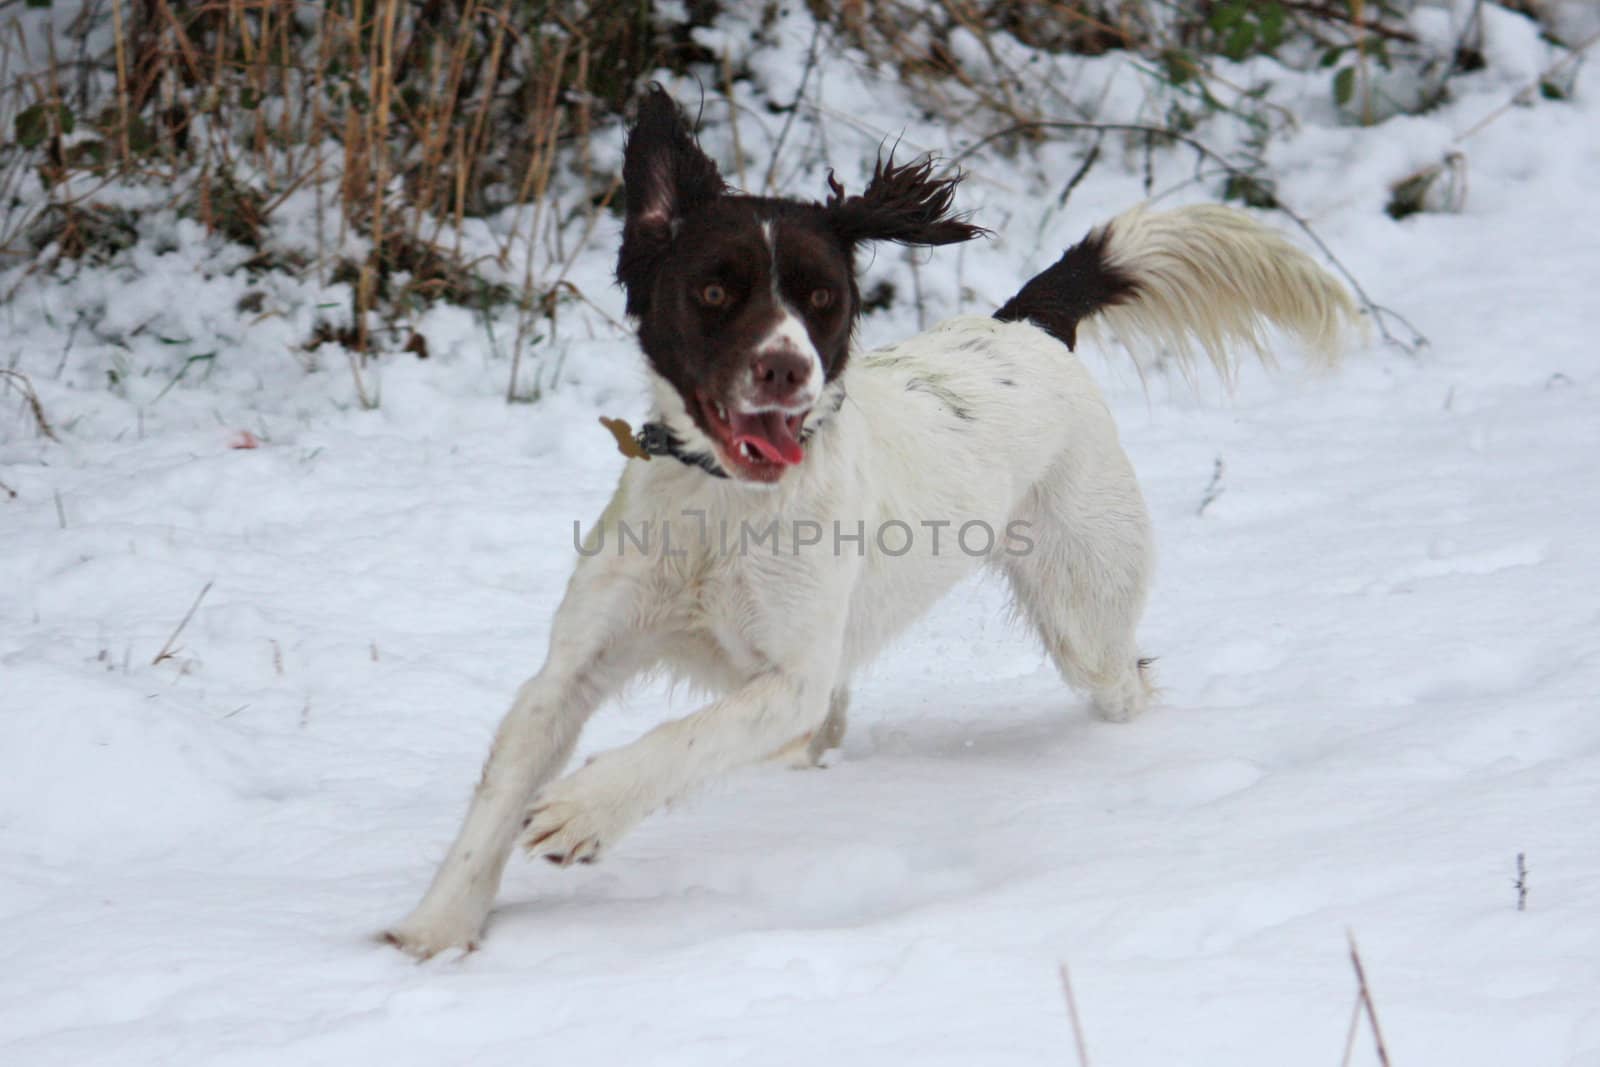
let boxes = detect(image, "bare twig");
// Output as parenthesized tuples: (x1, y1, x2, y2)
(1353, 0, 1373, 127)
(907, 246, 926, 332)
(762, 19, 823, 194)
(1339, 988, 1364, 1067)
(1197, 456, 1225, 516)
(723, 48, 748, 191)
(0, 369, 60, 440)
(1347, 932, 1393, 1067)
(1454, 28, 1600, 144)
(1269, 196, 1427, 353)
(346, 346, 379, 409)
(1514, 852, 1528, 912)
(151, 580, 214, 666)
(1058, 963, 1093, 1066)
(110, 0, 130, 164)
(1283, 0, 1418, 43)
(1057, 132, 1102, 208)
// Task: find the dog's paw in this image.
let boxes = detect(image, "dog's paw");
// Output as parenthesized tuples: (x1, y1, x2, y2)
(518, 768, 641, 867)
(1090, 662, 1154, 723)
(380, 911, 483, 961)
(770, 731, 828, 769)
(520, 799, 605, 866)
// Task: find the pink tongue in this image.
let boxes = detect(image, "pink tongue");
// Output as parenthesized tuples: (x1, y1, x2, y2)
(731, 410, 804, 465)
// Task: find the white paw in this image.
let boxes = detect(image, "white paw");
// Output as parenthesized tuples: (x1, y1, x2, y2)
(518, 765, 642, 867)
(381, 908, 485, 960)
(773, 694, 848, 768)
(1091, 661, 1154, 723)
(770, 731, 827, 769)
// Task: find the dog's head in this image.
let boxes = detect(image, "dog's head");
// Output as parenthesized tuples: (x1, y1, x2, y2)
(616, 86, 984, 485)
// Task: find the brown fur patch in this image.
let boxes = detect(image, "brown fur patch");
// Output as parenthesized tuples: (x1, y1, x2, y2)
(993, 224, 1140, 350)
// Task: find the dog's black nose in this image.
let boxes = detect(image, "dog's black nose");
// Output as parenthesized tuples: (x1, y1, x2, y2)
(750, 349, 813, 405)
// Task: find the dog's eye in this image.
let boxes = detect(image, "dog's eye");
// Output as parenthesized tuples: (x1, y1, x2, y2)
(699, 283, 728, 307)
(809, 288, 833, 310)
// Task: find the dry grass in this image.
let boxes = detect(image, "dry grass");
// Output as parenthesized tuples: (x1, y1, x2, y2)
(0, 368, 60, 441)
(0, 0, 712, 371)
(0, 0, 1581, 405)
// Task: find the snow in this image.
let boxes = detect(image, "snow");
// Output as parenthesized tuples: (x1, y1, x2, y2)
(3, 6, 1600, 1065)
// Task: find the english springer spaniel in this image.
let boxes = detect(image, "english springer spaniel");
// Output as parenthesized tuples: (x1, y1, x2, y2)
(385, 87, 1356, 957)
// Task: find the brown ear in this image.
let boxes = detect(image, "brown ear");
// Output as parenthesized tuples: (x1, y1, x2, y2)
(825, 155, 988, 250)
(616, 86, 727, 317)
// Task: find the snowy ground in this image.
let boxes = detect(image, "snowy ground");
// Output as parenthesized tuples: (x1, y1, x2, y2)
(4, 6, 1600, 1065)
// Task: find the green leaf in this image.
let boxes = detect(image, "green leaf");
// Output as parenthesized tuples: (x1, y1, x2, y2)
(127, 116, 156, 155)
(1259, 4, 1286, 50)
(1224, 22, 1257, 61)
(1319, 45, 1347, 68)
(1224, 173, 1280, 209)
(14, 103, 72, 149)
(1333, 66, 1356, 107)
(1159, 48, 1195, 86)
(25, 0, 53, 8)
(15, 105, 49, 148)
(65, 138, 106, 167)
(1208, 1, 1245, 32)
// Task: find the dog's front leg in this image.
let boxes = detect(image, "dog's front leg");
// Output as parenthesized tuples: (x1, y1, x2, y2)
(383, 570, 652, 959)
(520, 666, 836, 865)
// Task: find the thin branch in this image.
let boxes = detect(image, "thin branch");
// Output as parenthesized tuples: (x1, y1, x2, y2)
(1269, 196, 1427, 353)
(1197, 456, 1225, 516)
(151, 580, 214, 666)
(762, 19, 823, 194)
(1057, 131, 1103, 208)
(1339, 989, 1364, 1067)
(1283, 1, 1418, 43)
(1058, 962, 1093, 1067)
(1347, 932, 1393, 1067)
(943, 121, 1241, 196)
(1454, 27, 1600, 144)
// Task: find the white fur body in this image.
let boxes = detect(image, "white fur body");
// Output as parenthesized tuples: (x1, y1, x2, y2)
(384, 204, 1356, 958)
(637, 313, 1149, 686)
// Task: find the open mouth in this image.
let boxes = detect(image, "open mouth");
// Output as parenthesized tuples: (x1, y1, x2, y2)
(699, 392, 809, 481)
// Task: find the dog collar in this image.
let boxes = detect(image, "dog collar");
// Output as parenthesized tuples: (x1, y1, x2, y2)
(611, 386, 848, 480)
(635, 421, 730, 479)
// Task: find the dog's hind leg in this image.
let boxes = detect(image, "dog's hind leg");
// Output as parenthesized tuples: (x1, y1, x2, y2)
(1000, 445, 1155, 723)
(809, 686, 851, 762)
(770, 686, 850, 768)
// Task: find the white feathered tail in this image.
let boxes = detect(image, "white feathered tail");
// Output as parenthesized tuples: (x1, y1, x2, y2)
(995, 203, 1360, 381)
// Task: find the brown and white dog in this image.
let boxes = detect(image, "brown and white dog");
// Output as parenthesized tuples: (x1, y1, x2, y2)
(384, 87, 1356, 958)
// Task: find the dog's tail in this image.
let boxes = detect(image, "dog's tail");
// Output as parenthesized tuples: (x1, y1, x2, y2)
(993, 204, 1358, 378)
